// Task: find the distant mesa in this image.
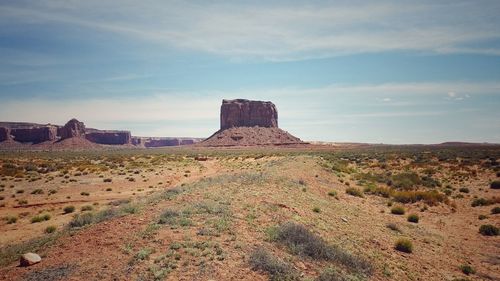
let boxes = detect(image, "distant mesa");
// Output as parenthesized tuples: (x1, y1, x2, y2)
(200, 99, 304, 146)
(0, 118, 201, 149)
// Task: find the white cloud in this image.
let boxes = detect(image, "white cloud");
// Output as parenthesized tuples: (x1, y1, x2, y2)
(1, 1, 499, 61)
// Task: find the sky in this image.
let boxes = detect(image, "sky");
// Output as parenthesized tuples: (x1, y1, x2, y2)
(1, 0, 500, 144)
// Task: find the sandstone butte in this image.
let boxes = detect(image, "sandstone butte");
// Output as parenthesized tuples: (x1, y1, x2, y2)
(200, 99, 303, 146)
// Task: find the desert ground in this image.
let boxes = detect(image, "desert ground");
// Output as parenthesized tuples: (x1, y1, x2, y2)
(0, 145, 499, 281)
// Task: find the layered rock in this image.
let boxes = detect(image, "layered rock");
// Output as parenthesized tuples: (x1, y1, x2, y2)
(0, 127, 11, 142)
(60, 118, 86, 139)
(11, 126, 58, 144)
(85, 130, 131, 145)
(200, 99, 303, 146)
(220, 99, 278, 130)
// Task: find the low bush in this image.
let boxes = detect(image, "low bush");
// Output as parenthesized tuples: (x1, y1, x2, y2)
(103, 178, 112, 183)
(45, 226, 56, 234)
(6, 216, 17, 224)
(63, 206, 75, 214)
(490, 180, 500, 189)
(312, 207, 321, 213)
(249, 248, 299, 281)
(81, 205, 93, 212)
(394, 238, 413, 253)
(391, 206, 405, 215)
(460, 264, 475, 275)
(458, 187, 470, 193)
(69, 209, 118, 228)
(479, 224, 499, 236)
(31, 189, 44, 195)
(407, 214, 419, 223)
(31, 214, 51, 223)
(273, 222, 372, 275)
(80, 192, 90, 196)
(345, 187, 363, 198)
(386, 223, 401, 232)
(392, 190, 448, 205)
(327, 191, 337, 197)
(491, 207, 500, 214)
(471, 197, 499, 207)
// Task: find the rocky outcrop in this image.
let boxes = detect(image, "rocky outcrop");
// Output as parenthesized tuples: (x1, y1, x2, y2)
(60, 119, 86, 139)
(200, 99, 303, 146)
(131, 137, 202, 147)
(85, 130, 131, 145)
(11, 126, 58, 144)
(0, 127, 11, 142)
(220, 99, 278, 130)
(20, 253, 41, 267)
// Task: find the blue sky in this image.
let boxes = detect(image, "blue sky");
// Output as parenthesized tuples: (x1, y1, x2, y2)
(0, 0, 500, 143)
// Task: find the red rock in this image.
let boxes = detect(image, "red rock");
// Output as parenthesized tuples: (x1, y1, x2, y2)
(60, 118, 86, 139)
(11, 126, 58, 144)
(0, 127, 11, 142)
(220, 99, 278, 130)
(85, 130, 131, 145)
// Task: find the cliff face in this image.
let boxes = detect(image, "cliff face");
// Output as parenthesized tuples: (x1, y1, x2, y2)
(220, 99, 278, 130)
(11, 126, 58, 144)
(0, 127, 11, 142)
(85, 131, 132, 145)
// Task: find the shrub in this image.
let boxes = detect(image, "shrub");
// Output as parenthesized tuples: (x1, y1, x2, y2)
(394, 238, 413, 253)
(69, 212, 94, 228)
(327, 191, 337, 197)
(490, 181, 500, 189)
(391, 206, 405, 215)
(80, 192, 90, 196)
(249, 248, 299, 281)
(45, 226, 56, 234)
(491, 207, 500, 214)
(31, 214, 51, 223)
(312, 207, 321, 213)
(105, 188, 112, 191)
(478, 215, 487, 220)
(6, 216, 17, 224)
(460, 264, 475, 275)
(471, 197, 499, 207)
(158, 209, 179, 225)
(407, 214, 419, 223)
(63, 206, 75, 214)
(103, 178, 112, 183)
(345, 187, 363, 198)
(273, 222, 372, 275)
(458, 187, 470, 193)
(81, 205, 93, 211)
(31, 189, 44, 195)
(386, 223, 401, 232)
(479, 224, 499, 236)
(392, 190, 448, 205)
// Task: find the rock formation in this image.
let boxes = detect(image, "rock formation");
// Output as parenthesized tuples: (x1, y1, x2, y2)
(86, 130, 131, 145)
(20, 253, 41, 267)
(60, 118, 86, 139)
(131, 137, 202, 147)
(200, 99, 303, 146)
(0, 127, 11, 142)
(220, 99, 278, 130)
(11, 126, 58, 144)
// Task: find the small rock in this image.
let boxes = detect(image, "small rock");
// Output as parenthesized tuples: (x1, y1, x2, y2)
(20, 253, 41, 267)
(341, 217, 348, 223)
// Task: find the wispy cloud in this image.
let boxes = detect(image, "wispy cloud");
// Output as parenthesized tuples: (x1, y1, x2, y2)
(1, 1, 499, 61)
